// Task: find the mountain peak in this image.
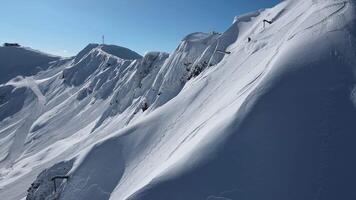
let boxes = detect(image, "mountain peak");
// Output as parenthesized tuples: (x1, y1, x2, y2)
(98, 44, 142, 60)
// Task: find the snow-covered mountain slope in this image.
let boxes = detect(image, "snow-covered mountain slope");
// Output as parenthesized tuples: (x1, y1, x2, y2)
(1, 0, 356, 199)
(0, 46, 60, 84)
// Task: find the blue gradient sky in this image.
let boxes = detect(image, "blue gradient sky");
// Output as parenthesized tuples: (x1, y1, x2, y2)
(0, 0, 280, 57)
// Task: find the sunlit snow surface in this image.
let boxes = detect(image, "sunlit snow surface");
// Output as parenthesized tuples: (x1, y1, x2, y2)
(1, 0, 356, 199)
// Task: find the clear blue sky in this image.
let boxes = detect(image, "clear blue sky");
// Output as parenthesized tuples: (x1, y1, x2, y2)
(0, 0, 280, 57)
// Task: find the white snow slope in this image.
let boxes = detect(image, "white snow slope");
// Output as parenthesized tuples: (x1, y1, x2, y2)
(1, 0, 356, 199)
(0, 46, 60, 84)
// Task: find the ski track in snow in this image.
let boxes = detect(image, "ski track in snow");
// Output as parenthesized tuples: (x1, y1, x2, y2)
(25, 77, 46, 106)
(289, 1, 349, 40)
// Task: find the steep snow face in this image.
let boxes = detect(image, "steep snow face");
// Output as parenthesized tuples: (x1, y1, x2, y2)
(0, 46, 60, 84)
(1, 0, 356, 199)
(126, 1, 356, 200)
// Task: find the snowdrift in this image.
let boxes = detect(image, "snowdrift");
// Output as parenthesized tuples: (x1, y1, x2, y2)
(1, 0, 356, 199)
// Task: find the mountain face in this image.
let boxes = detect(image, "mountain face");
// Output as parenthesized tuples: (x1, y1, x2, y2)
(1, 0, 356, 199)
(0, 46, 60, 84)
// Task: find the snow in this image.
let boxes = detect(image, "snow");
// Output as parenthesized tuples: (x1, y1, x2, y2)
(0, 46, 60, 84)
(1, 0, 356, 199)
(100, 44, 142, 60)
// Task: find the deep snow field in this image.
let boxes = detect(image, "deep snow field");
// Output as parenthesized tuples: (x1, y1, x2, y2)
(1, 0, 356, 199)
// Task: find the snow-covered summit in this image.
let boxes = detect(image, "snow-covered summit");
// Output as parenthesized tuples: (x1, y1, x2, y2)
(73, 43, 142, 63)
(99, 44, 142, 60)
(1, 0, 356, 199)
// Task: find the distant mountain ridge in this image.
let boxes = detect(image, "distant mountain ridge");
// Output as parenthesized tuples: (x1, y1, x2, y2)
(0, 46, 60, 84)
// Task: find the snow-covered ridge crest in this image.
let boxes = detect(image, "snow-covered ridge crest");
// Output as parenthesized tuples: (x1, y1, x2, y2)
(73, 43, 142, 64)
(1, 0, 356, 199)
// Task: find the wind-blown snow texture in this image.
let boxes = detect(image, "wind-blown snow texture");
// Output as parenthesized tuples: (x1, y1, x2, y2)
(1, 0, 356, 199)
